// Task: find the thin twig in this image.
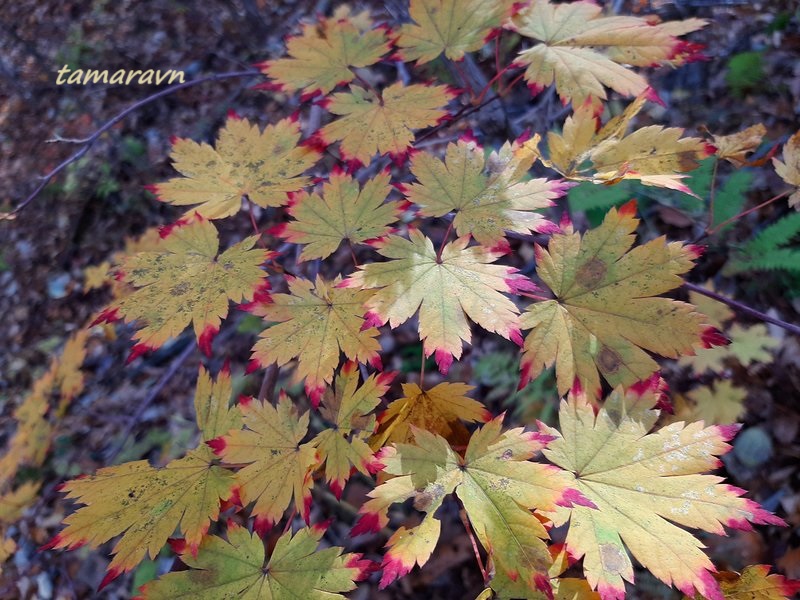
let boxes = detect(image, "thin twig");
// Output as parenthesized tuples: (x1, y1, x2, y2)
(683, 281, 800, 336)
(258, 364, 278, 403)
(103, 340, 197, 462)
(415, 95, 502, 145)
(6, 69, 262, 219)
(459, 508, 488, 585)
(706, 190, 791, 235)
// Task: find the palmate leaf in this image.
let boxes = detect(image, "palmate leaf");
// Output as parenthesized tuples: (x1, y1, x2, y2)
(678, 323, 780, 374)
(773, 130, 800, 209)
(357, 416, 580, 595)
(250, 276, 381, 402)
(140, 523, 370, 599)
(151, 116, 321, 218)
(46, 367, 241, 588)
(370, 381, 490, 448)
(210, 393, 318, 530)
(319, 82, 455, 163)
(311, 361, 394, 497)
(712, 123, 766, 168)
(396, 0, 514, 64)
(275, 170, 400, 261)
(670, 381, 747, 426)
(510, 0, 706, 105)
(520, 201, 719, 398)
(538, 378, 785, 600)
(402, 137, 564, 246)
(545, 96, 714, 194)
(105, 217, 270, 359)
(260, 6, 390, 95)
(345, 229, 535, 373)
(687, 565, 800, 600)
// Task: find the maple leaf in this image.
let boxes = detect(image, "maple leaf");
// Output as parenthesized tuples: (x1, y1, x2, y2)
(47, 447, 235, 587)
(311, 361, 394, 498)
(275, 169, 400, 261)
(678, 323, 779, 375)
(687, 565, 800, 600)
(0, 482, 40, 524)
(260, 7, 390, 96)
(359, 415, 578, 594)
(670, 381, 747, 426)
(538, 379, 785, 600)
(520, 201, 717, 398)
(396, 0, 514, 64)
(773, 130, 800, 209)
(140, 523, 369, 599)
(194, 365, 242, 441)
(250, 275, 381, 402)
(510, 0, 706, 105)
(545, 97, 714, 194)
(319, 82, 455, 163)
(492, 544, 602, 599)
(370, 381, 490, 448)
(210, 393, 318, 528)
(45, 367, 242, 586)
(402, 137, 564, 246)
(712, 124, 766, 168)
(151, 116, 320, 218)
(687, 284, 734, 329)
(346, 229, 534, 373)
(108, 217, 270, 359)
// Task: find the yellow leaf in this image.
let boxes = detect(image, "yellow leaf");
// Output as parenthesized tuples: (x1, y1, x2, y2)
(361, 416, 575, 594)
(690, 565, 800, 600)
(546, 97, 713, 194)
(539, 380, 784, 599)
(140, 524, 369, 599)
(277, 170, 400, 261)
(211, 393, 317, 527)
(84, 260, 111, 291)
(48, 446, 235, 583)
(688, 283, 734, 329)
(152, 116, 320, 218)
(713, 124, 766, 168)
(320, 82, 455, 163)
(260, 8, 390, 95)
(47, 368, 243, 584)
(511, 0, 706, 105)
(404, 137, 563, 246)
(370, 381, 490, 448)
(773, 130, 800, 209)
(0, 482, 40, 524)
(396, 0, 514, 64)
(679, 323, 779, 375)
(194, 365, 242, 441)
(521, 202, 714, 398)
(670, 381, 747, 426)
(312, 361, 394, 497)
(110, 217, 269, 358)
(348, 230, 533, 373)
(250, 276, 381, 402)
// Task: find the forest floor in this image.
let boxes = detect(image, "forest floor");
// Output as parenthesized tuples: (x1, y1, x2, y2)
(1, 1, 800, 598)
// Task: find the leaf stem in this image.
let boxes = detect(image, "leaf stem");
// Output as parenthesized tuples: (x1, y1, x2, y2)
(419, 351, 426, 386)
(459, 508, 488, 586)
(706, 157, 720, 229)
(683, 281, 800, 336)
(706, 189, 791, 235)
(351, 69, 382, 103)
(6, 69, 262, 219)
(347, 239, 360, 267)
(435, 218, 455, 263)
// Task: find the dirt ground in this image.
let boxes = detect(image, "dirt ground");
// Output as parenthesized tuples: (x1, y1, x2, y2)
(1, 1, 799, 598)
